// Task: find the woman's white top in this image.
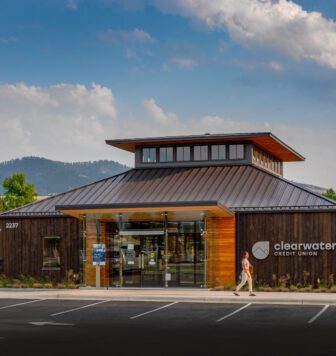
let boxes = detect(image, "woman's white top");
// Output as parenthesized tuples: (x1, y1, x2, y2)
(241, 258, 250, 273)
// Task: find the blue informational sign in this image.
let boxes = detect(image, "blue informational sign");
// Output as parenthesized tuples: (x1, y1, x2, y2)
(92, 244, 106, 266)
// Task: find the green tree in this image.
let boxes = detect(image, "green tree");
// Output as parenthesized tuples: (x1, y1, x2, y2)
(0, 196, 5, 212)
(2, 173, 37, 211)
(323, 188, 336, 201)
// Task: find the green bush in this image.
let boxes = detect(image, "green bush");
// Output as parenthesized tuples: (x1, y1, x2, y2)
(0, 270, 81, 289)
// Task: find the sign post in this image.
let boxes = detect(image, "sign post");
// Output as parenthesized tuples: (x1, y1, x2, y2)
(93, 244, 106, 288)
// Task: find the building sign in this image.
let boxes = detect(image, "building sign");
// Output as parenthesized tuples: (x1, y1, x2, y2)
(252, 241, 336, 259)
(252, 241, 270, 260)
(92, 244, 106, 266)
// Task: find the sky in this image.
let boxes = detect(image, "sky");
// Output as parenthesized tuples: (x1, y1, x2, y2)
(0, 0, 336, 187)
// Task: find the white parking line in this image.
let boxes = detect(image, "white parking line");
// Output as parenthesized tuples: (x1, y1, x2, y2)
(0, 299, 45, 310)
(216, 303, 252, 322)
(51, 300, 111, 317)
(308, 305, 329, 324)
(130, 302, 179, 320)
(29, 321, 74, 326)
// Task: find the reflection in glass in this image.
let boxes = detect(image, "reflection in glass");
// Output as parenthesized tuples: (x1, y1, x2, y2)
(159, 147, 174, 162)
(229, 144, 244, 160)
(194, 145, 208, 161)
(107, 220, 205, 288)
(142, 148, 157, 163)
(211, 145, 226, 160)
(43, 236, 61, 269)
(176, 146, 191, 161)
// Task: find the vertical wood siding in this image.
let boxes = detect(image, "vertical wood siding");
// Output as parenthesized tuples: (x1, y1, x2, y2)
(207, 216, 236, 288)
(0, 217, 80, 280)
(84, 219, 108, 287)
(238, 212, 336, 286)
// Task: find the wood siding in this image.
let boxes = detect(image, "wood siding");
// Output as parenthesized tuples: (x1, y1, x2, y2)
(84, 219, 109, 287)
(238, 212, 336, 286)
(207, 216, 236, 288)
(0, 217, 80, 280)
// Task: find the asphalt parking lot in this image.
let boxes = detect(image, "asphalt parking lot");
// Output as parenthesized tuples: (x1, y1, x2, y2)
(0, 299, 335, 356)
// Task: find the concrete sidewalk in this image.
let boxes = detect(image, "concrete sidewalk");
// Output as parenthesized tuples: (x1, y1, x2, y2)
(0, 288, 335, 305)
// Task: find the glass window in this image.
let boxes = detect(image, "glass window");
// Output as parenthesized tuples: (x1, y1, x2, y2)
(142, 148, 157, 163)
(159, 147, 174, 162)
(43, 236, 61, 269)
(211, 145, 226, 160)
(229, 144, 245, 160)
(194, 145, 208, 161)
(176, 146, 191, 161)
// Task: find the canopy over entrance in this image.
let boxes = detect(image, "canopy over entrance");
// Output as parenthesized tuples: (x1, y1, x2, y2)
(56, 201, 234, 220)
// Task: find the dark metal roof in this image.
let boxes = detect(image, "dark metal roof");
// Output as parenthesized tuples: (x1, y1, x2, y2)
(1, 165, 335, 218)
(106, 132, 305, 162)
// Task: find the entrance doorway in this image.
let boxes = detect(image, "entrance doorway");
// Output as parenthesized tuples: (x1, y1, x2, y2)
(106, 221, 205, 288)
(167, 232, 204, 287)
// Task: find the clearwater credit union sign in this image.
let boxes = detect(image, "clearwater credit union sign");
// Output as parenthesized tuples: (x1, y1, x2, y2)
(252, 241, 336, 260)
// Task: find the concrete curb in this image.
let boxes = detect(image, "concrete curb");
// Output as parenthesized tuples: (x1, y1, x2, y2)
(0, 289, 335, 306)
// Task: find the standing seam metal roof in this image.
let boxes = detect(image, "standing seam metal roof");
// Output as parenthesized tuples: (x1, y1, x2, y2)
(1, 165, 335, 217)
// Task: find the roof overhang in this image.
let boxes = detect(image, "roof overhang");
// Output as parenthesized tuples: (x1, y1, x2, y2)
(106, 132, 305, 162)
(56, 201, 234, 220)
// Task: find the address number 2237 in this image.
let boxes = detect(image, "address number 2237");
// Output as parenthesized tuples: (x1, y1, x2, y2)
(6, 223, 19, 229)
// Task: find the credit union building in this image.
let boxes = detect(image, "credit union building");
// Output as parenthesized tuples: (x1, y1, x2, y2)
(1, 132, 335, 288)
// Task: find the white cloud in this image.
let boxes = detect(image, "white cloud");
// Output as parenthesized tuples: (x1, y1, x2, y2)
(269, 61, 284, 71)
(0, 83, 117, 162)
(125, 48, 138, 59)
(169, 57, 198, 69)
(153, 0, 336, 69)
(0, 83, 335, 188)
(190, 115, 336, 188)
(97, 28, 155, 45)
(141, 100, 336, 187)
(66, 0, 78, 10)
(143, 98, 179, 125)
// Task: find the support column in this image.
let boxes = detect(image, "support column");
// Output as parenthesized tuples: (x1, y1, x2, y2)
(117, 213, 123, 288)
(164, 212, 169, 288)
(81, 214, 87, 286)
(95, 219, 101, 288)
(203, 215, 208, 289)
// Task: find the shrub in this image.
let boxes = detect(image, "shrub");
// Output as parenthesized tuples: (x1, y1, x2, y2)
(43, 283, 54, 289)
(32, 283, 44, 288)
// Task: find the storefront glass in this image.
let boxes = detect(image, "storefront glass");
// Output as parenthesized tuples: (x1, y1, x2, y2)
(106, 220, 205, 288)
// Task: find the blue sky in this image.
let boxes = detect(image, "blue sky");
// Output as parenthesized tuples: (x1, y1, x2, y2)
(0, 0, 336, 187)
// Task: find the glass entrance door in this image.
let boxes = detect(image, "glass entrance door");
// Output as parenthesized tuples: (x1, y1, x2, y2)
(109, 233, 164, 287)
(167, 232, 204, 287)
(107, 221, 205, 288)
(140, 235, 164, 287)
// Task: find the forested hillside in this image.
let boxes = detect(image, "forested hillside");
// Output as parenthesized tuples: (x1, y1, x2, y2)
(0, 157, 130, 195)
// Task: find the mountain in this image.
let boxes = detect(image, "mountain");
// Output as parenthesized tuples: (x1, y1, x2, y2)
(0, 157, 130, 195)
(0, 156, 329, 197)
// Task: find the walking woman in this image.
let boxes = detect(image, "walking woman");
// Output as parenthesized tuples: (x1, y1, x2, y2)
(234, 251, 256, 296)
